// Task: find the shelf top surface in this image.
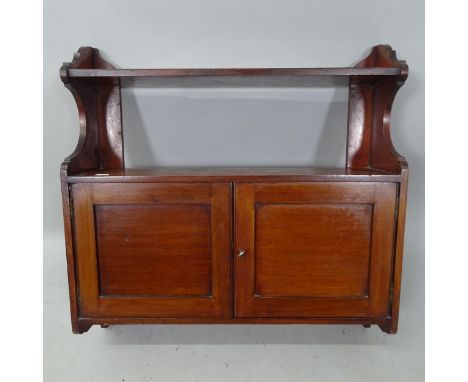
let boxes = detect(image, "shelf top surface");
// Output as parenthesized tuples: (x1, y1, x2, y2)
(66, 167, 402, 183)
(68, 67, 401, 77)
(66, 67, 401, 87)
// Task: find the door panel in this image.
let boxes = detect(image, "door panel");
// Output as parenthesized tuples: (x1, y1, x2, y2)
(95, 204, 212, 296)
(255, 203, 372, 298)
(234, 182, 397, 318)
(72, 182, 231, 318)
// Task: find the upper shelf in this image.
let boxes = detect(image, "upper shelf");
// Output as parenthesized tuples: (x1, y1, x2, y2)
(61, 45, 408, 87)
(60, 44, 408, 175)
(69, 68, 401, 88)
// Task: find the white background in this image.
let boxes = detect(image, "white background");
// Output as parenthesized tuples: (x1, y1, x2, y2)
(44, 0, 424, 380)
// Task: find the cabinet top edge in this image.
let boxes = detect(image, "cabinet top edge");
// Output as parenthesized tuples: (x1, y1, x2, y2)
(65, 167, 402, 183)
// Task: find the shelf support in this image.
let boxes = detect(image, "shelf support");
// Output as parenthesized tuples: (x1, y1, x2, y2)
(60, 47, 124, 175)
(346, 45, 408, 173)
(60, 47, 124, 334)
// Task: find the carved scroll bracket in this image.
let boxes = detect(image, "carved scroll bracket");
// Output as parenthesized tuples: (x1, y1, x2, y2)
(346, 45, 408, 173)
(60, 47, 124, 176)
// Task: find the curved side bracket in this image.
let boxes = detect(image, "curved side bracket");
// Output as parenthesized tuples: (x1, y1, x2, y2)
(346, 45, 408, 173)
(59, 47, 125, 333)
(60, 47, 124, 176)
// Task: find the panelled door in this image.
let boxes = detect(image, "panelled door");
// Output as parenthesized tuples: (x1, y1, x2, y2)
(72, 182, 231, 318)
(234, 182, 397, 318)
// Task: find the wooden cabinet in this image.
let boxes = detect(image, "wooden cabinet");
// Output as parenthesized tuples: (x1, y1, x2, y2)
(60, 45, 409, 334)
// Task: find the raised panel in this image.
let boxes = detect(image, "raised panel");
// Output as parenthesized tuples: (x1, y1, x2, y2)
(95, 204, 211, 297)
(255, 203, 372, 298)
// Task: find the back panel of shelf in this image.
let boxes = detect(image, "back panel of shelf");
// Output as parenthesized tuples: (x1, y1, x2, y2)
(121, 86, 349, 168)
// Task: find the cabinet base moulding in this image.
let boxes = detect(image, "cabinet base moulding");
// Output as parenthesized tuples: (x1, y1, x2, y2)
(75, 318, 396, 334)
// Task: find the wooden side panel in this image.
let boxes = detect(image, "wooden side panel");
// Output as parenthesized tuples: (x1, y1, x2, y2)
(346, 45, 408, 173)
(95, 84, 124, 169)
(72, 182, 232, 318)
(389, 165, 409, 333)
(346, 84, 373, 168)
(235, 182, 397, 318)
(367, 183, 397, 316)
(61, 47, 124, 175)
(60, 176, 80, 333)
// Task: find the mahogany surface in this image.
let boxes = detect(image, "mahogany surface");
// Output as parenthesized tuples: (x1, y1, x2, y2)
(66, 67, 402, 88)
(234, 182, 396, 318)
(72, 183, 232, 318)
(95, 204, 212, 296)
(67, 67, 402, 78)
(60, 45, 409, 334)
(66, 167, 402, 183)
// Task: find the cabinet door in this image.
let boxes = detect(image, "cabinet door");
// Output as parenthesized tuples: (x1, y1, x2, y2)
(234, 182, 397, 318)
(72, 183, 231, 318)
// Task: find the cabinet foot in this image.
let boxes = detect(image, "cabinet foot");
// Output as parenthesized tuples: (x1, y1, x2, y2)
(73, 320, 92, 334)
(362, 324, 371, 328)
(101, 324, 110, 328)
(377, 320, 396, 334)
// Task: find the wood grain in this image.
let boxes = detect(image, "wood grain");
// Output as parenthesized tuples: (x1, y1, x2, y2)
(59, 45, 409, 334)
(60, 47, 124, 175)
(59, 174, 80, 333)
(389, 164, 409, 333)
(72, 182, 232, 318)
(65, 66, 402, 88)
(67, 167, 403, 183)
(346, 45, 408, 173)
(254, 204, 372, 297)
(235, 182, 397, 318)
(67, 67, 402, 78)
(95, 204, 212, 296)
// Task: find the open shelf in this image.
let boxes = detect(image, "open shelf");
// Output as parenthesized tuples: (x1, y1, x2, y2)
(66, 167, 402, 183)
(62, 44, 407, 88)
(60, 44, 408, 176)
(68, 67, 402, 78)
(66, 67, 402, 87)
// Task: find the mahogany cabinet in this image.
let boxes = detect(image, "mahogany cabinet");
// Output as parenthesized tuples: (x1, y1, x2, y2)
(60, 45, 409, 334)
